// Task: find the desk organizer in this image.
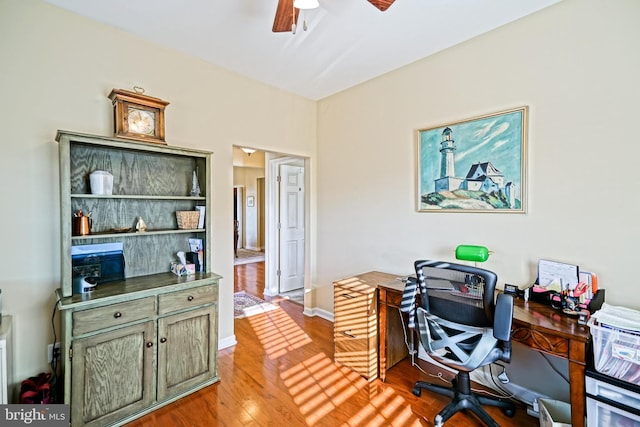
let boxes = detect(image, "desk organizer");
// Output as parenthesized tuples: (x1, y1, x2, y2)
(588, 303, 640, 385)
(528, 287, 605, 314)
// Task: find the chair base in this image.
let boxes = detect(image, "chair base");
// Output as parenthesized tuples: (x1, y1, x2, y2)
(412, 372, 515, 427)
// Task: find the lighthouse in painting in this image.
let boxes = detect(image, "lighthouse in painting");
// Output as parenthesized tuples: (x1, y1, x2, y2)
(433, 127, 516, 208)
(434, 127, 463, 192)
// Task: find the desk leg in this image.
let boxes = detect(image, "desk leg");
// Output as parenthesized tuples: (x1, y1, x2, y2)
(378, 288, 388, 382)
(568, 340, 586, 427)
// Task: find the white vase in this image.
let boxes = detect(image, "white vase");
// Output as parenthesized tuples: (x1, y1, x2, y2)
(90, 170, 114, 195)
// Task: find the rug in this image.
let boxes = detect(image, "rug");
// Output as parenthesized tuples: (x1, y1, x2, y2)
(234, 291, 278, 318)
(234, 249, 265, 265)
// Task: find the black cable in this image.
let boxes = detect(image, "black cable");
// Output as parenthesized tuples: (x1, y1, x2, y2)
(538, 352, 570, 383)
(50, 299, 61, 402)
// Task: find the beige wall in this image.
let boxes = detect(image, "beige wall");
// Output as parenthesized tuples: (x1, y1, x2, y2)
(314, 0, 640, 399)
(315, 0, 640, 312)
(0, 0, 315, 389)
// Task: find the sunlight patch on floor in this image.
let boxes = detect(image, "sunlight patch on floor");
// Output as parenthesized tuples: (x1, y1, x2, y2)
(248, 303, 427, 426)
(345, 387, 425, 427)
(248, 307, 312, 359)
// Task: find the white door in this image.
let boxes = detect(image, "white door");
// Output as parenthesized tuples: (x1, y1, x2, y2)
(279, 164, 305, 292)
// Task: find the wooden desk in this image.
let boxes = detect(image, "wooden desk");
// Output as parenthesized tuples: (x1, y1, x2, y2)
(377, 281, 591, 427)
(511, 298, 590, 427)
(377, 276, 410, 382)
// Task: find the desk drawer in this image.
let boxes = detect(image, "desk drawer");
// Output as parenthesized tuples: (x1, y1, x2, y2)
(73, 297, 156, 335)
(511, 326, 569, 358)
(158, 284, 217, 315)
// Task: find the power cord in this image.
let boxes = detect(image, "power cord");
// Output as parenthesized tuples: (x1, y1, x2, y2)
(50, 299, 61, 403)
(400, 307, 516, 398)
(398, 308, 452, 384)
(538, 352, 569, 383)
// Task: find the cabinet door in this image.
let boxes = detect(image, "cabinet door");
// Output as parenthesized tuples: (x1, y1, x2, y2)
(157, 305, 217, 400)
(71, 321, 155, 427)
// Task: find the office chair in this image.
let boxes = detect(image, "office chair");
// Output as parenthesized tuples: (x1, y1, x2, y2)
(410, 259, 515, 427)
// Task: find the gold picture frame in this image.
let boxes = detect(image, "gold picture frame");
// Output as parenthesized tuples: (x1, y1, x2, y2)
(416, 106, 528, 213)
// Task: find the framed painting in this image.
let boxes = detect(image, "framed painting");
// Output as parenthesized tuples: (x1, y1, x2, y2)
(416, 106, 528, 213)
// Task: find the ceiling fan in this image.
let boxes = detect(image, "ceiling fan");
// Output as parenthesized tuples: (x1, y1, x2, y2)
(272, 0, 396, 33)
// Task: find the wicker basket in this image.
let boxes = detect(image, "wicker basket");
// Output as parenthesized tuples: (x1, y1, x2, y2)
(176, 211, 200, 229)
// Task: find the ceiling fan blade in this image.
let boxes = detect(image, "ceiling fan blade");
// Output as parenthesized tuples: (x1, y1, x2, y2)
(273, 0, 300, 32)
(367, 0, 396, 12)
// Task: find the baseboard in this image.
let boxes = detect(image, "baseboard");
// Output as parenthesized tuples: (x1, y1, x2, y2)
(218, 334, 237, 350)
(305, 306, 333, 322)
(263, 288, 278, 297)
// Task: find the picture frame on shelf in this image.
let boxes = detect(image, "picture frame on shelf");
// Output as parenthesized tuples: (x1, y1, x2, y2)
(416, 106, 528, 213)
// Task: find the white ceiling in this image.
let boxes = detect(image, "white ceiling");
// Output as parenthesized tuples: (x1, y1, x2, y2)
(44, 0, 561, 100)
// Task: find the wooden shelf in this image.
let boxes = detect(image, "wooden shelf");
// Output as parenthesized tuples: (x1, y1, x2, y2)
(71, 228, 205, 241)
(71, 194, 206, 201)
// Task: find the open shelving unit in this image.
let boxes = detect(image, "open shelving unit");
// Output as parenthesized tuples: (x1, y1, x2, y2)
(55, 130, 220, 426)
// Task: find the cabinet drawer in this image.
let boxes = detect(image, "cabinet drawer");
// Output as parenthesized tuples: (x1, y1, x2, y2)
(73, 297, 156, 336)
(335, 333, 378, 380)
(158, 285, 217, 315)
(335, 336, 369, 354)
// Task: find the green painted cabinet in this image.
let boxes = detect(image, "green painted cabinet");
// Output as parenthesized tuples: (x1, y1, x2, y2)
(55, 131, 221, 426)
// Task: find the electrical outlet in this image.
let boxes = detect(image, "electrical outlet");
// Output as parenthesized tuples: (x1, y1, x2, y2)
(47, 342, 61, 363)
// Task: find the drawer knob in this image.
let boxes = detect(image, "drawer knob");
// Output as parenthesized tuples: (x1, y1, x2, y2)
(343, 329, 357, 339)
(114, 312, 122, 319)
(187, 296, 194, 301)
(146, 342, 153, 348)
(160, 337, 167, 343)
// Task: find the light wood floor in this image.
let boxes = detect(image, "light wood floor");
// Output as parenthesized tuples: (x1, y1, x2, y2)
(127, 262, 538, 426)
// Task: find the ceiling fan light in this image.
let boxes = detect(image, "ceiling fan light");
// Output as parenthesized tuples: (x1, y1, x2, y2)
(293, 0, 319, 10)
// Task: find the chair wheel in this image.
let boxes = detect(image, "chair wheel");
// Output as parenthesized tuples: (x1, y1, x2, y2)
(412, 386, 421, 397)
(502, 407, 515, 417)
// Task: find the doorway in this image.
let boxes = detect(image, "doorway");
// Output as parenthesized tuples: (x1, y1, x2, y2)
(232, 148, 308, 307)
(265, 155, 306, 303)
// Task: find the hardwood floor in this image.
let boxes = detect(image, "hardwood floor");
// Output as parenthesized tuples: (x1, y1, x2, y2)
(127, 262, 538, 426)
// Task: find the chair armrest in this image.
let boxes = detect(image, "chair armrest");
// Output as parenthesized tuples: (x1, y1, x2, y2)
(493, 293, 514, 341)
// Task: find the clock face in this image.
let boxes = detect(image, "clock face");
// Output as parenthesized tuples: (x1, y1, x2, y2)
(127, 107, 155, 135)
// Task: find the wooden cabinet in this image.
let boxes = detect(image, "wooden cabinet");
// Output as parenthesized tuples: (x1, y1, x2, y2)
(0, 316, 13, 404)
(71, 320, 155, 427)
(333, 274, 380, 381)
(64, 282, 218, 427)
(55, 131, 221, 426)
(333, 271, 406, 382)
(157, 305, 216, 400)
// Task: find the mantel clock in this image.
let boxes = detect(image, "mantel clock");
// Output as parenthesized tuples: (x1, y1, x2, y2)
(108, 87, 169, 144)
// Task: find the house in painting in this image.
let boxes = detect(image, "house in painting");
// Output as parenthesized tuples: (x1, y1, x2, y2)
(434, 127, 516, 208)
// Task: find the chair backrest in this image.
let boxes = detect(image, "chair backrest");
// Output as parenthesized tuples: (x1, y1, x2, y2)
(413, 259, 513, 370)
(414, 260, 497, 326)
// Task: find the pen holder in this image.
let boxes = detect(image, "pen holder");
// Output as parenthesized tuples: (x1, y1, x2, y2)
(73, 216, 92, 236)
